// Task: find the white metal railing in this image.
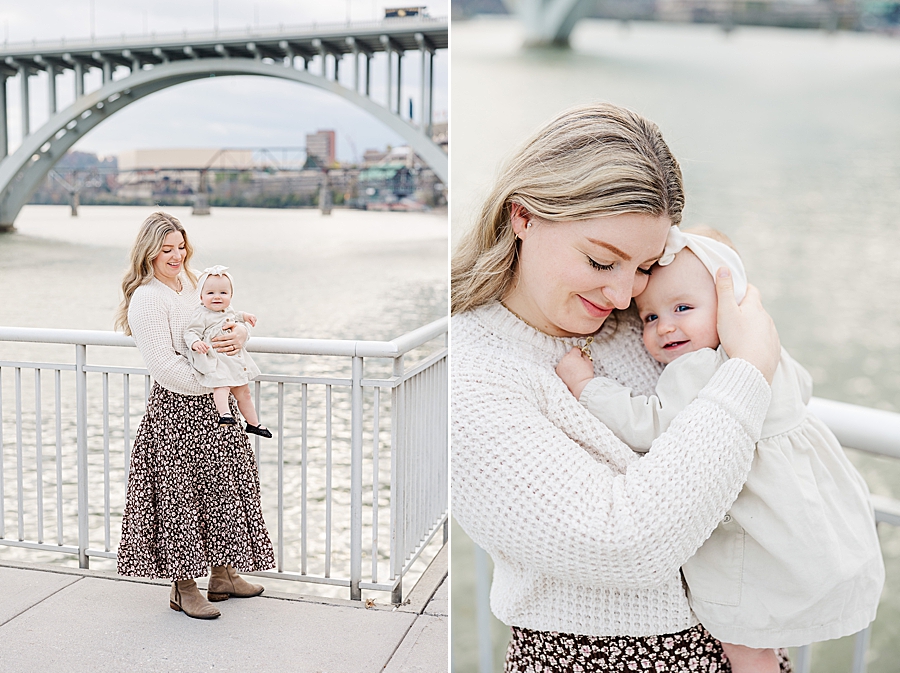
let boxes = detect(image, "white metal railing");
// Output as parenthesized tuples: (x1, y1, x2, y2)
(0, 318, 448, 602)
(464, 397, 900, 673)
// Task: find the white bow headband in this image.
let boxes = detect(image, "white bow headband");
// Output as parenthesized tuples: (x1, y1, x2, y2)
(658, 226, 747, 304)
(198, 265, 234, 293)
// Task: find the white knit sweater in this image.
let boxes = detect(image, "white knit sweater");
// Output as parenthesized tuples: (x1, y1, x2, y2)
(451, 302, 772, 637)
(127, 276, 210, 396)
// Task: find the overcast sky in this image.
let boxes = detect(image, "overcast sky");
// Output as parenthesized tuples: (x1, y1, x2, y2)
(0, 0, 448, 161)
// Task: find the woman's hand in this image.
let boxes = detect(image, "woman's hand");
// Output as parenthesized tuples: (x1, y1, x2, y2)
(716, 268, 780, 383)
(211, 322, 249, 357)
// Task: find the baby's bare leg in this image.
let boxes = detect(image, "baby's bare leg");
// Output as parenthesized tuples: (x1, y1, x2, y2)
(213, 387, 232, 417)
(231, 384, 259, 426)
(721, 643, 780, 673)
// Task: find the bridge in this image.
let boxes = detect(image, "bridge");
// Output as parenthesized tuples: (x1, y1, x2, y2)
(0, 17, 448, 232)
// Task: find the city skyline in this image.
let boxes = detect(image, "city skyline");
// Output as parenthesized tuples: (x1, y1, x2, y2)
(0, 1, 448, 162)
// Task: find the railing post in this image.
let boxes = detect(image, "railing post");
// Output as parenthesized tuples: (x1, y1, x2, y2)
(852, 627, 871, 673)
(350, 355, 363, 600)
(390, 354, 405, 605)
(475, 544, 495, 673)
(75, 343, 89, 568)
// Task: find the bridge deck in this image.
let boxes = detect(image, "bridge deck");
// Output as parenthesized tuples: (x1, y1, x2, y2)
(0, 544, 447, 672)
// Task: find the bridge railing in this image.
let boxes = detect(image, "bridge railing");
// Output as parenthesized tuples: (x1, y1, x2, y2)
(0, 319, 448, 602)
(459, 398, 900, 673)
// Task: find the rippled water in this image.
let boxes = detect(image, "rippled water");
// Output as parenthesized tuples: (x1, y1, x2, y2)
(451, 17, 900, 673)
(0, 204, 448, 599)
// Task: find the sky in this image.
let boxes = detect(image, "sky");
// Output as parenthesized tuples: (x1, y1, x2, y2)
(0, 0, 448, 162)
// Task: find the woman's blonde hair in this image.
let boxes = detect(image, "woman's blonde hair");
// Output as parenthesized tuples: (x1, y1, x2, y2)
(115, 211, 198, 335)
(451, 103, 685, 315)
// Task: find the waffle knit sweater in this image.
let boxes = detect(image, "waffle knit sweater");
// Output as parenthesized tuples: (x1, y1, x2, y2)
(127, 276, 210, 396)
(451, 302, 772, 637)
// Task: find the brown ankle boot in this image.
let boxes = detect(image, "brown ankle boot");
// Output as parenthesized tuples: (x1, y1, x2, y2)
(207, 565, 265, 601)
(170, 579, 221, 619)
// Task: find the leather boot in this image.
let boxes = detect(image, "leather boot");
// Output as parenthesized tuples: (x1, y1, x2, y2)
(207, 565, 265, 601)
(170, 579, 221, 619)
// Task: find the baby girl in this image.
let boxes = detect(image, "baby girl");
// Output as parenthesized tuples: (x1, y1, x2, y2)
(184, 266, 271, 438)
(557, 226, 883, 673)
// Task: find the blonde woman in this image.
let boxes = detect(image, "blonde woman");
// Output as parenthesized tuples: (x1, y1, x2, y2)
(451, 104, 788, 671)
(115, 212, 274, 620)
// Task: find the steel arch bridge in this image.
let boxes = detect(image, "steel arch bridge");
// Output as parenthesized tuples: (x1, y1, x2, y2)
(0, 18, 447, 230)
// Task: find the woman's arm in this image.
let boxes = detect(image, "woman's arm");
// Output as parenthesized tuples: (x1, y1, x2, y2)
(580, 348, 724, 452)
(129, 290, 208, 395)
(452, 355, 770, 589)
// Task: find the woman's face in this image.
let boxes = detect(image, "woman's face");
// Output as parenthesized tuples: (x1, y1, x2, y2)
(151, 230, 186, 283)
(504, 210, 671, 337)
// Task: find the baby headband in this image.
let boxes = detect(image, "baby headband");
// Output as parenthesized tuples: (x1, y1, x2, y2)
(198, 265, 235, 293)
(658, 226, 747, 304)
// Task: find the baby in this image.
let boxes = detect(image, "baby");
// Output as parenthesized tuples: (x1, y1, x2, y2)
(557, 226, 884, 673)
(184, 266, 271, 439)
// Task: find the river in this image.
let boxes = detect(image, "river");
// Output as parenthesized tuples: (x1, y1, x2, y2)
(0, 204, 448, 599)
(450, 16, 900, 673)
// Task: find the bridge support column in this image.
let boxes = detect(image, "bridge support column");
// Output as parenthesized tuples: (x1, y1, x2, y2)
(381, 36, 392, 112)
(428, 50, 434, 136)
(396, 51, 403, 118)
(0, 74, 7, 160)
(74, 62, 84, 97)
(415, 33, 433, 135)
(365, 54, 370, 96)
(511, 0, 596, 47)
(46, 64, 56, 115)
(18, 68, 29, 138)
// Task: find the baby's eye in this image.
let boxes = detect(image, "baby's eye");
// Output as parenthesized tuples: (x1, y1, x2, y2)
(588, 257, 614, 272)
(643, 314, 658, 324)
(637, 266, 653, 276)
(675, 305, 692, 313)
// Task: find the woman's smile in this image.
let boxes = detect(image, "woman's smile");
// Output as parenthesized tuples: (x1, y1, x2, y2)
(577, 295, 613, 319)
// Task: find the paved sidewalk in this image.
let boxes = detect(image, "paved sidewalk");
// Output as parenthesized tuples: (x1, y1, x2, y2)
(0, 545, 447, 673)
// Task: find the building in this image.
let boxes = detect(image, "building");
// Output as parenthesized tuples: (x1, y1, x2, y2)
(306, 130, 336, 166)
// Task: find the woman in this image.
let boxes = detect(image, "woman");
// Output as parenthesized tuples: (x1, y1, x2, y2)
(115, 211, 275, 620)
(451, 104, 786, 670)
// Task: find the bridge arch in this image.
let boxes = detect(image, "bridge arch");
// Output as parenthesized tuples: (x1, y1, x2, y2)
(0, 58, 447, 227)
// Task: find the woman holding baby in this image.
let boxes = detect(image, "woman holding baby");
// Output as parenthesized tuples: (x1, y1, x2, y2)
(451, 104, 881, 672)
(115, 211, 274, 620)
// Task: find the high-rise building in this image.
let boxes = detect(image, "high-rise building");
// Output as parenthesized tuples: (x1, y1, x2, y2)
(306, 130, 336, 166)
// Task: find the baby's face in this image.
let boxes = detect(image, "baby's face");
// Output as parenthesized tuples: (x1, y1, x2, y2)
(635, 250, 720, 365)
(200, 275, 232, 312)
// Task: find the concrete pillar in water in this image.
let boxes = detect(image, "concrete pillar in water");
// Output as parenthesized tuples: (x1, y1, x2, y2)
(320, 172, 332, 215)
(193, 170, 211, 215)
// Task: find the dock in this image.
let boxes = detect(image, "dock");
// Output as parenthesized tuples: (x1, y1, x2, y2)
(0, 545, 447, 672)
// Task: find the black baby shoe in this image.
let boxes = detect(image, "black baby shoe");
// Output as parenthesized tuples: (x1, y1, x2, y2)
(245, 423, 273, 438)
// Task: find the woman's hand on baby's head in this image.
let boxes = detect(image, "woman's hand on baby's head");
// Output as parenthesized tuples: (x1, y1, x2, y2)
(715, 268, 780, 384)
(556, 348, 595, 400)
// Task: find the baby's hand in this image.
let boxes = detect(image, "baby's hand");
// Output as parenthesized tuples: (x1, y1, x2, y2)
(243, 313, 258, 327)
(192, 341, 210, 354)
(556, 348, 595, 400)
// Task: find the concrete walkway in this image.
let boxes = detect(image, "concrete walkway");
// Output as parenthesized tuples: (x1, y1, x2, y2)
(0, 545, 447, 673)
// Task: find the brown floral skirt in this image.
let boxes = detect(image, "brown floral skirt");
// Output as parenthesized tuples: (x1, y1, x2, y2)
(117, 384, 275, 580)
(504, 624, 793, 672)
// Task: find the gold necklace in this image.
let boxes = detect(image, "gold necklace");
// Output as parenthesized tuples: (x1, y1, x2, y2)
(501, 302, 596, 360)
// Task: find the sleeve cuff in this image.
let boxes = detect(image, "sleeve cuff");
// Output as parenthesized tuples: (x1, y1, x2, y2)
(698, 358, 771, 442)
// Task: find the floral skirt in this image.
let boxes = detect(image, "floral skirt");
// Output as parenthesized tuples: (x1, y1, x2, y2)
(117, 384, 275, 580)
(504, 624, 793, 672)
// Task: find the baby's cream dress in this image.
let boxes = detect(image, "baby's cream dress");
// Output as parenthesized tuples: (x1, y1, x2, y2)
(184, 306, 261, 388)
(580, 346, 884, 648)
